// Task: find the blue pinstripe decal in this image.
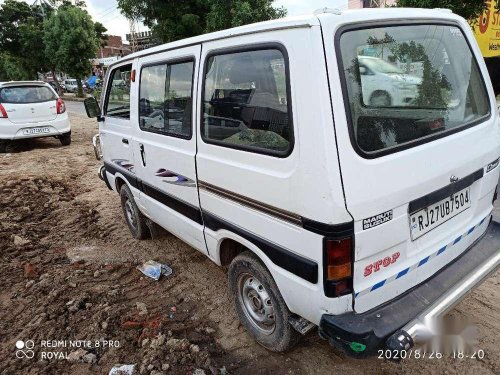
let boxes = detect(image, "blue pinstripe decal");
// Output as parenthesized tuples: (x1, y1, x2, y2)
(371, 280, 386, 291)
(355, 215, 490, 298)
(418, 256, 430, 266)
(396, 268, 409, 279)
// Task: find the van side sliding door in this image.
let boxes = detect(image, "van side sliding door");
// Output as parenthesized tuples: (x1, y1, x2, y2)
(133, 45, 207, 254)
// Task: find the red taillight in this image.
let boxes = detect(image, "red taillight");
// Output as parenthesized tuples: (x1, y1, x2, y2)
(324, 237, 353, 297)
(0, 103, 7, 118)
(56, 98, 66, 114)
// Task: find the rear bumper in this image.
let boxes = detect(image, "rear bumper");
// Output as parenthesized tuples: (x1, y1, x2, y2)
(0, 115, 70, 140)
(319, 219, 500, 358)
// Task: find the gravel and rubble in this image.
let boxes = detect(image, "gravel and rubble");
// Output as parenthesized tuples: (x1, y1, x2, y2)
(0, 113, 498, 374)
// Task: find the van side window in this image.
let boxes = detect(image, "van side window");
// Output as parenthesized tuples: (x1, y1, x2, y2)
(105, 64, 132, 119)
(139, 60, 194, 138)
(202, 48, 292, 156)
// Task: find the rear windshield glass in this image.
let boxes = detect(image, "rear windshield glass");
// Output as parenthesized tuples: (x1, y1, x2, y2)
(0, 86, 57, 104)
(338, 24, 490, 156)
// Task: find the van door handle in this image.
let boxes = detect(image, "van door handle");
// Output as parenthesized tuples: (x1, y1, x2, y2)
(122, 138, 129, 144)
(139, 144, 146, 167)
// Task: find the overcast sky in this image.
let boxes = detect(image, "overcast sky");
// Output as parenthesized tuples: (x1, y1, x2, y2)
(0, 0, 349, 41)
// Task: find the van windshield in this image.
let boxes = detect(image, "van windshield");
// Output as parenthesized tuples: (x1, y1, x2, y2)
(338, 24, 490, 156)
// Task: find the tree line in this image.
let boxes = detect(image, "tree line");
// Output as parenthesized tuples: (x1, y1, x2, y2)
(0, 0, 106, 97)
(0, 0, 494, 97)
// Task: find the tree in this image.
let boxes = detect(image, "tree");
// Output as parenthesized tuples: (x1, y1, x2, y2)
(205, 0, 287, 32)
(395, 0, 496, 24)
(0, 0, 105, 91)
(0, 0, 52, 80)
(44, 4, 100, 97)
(116, 0, 287, 43)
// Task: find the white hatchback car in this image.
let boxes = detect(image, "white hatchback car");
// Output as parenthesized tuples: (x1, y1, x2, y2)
(0, 81, 71, 152)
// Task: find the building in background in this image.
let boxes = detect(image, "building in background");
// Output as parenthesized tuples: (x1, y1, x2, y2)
(98, 35, 132, 59)
(348, 0, 396, 8)
(126, 31, 158, 52)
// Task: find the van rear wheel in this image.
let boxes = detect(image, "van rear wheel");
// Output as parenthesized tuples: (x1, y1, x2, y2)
(228, 251, 301, 352)
(120, 184, 149, 240)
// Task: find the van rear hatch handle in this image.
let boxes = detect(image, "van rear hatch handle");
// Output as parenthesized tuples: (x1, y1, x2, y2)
(122, 138, 129, 144)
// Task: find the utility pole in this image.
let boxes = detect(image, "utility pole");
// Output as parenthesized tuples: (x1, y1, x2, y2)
(128, 18, 138, 53)
(32, 0, 54, 18)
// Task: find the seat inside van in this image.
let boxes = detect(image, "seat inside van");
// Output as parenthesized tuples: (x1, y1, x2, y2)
(205, 52, 290, 149)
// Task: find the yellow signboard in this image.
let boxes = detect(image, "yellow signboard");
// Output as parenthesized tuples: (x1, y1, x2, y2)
(473, 0, 500, 57)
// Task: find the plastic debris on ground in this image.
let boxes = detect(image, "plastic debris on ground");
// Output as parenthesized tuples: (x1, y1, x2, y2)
(169, 306, 177, 319)
(108, 363, 136, 375)
(137, 260, 173, 281)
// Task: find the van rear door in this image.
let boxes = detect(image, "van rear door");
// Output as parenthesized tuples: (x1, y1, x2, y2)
(321, 17, 500, 313)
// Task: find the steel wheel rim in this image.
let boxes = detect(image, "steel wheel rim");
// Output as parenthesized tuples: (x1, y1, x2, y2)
(124, 199, 137, 230)
(237, 273, 276, 335)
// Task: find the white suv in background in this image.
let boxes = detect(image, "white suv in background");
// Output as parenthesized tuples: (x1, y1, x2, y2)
(0, 81, 71, 152)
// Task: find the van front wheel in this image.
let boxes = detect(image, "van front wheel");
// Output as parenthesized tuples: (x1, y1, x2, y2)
(120, 184, 150, 240)
(228, 251, 301, 352)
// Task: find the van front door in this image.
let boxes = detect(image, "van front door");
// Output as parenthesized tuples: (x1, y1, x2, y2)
(101, 63, 137, 195)
(134, 46, 206, 253)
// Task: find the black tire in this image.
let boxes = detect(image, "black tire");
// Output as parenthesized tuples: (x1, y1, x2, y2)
(120, 184, 150, 240)
(0, 141, 7, 153)
(369, 91, 391, 107)
(60, 132, 71, 146)
(228, 251, 301, 352)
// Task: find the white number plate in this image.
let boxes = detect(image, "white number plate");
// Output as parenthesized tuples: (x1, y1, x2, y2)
(23, 127, 50, 135)
(410, 187, 471, 240)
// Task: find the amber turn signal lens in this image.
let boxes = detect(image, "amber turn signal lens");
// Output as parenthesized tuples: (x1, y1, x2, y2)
(327, 263, 352, 280)
(325, 237, 352, 281)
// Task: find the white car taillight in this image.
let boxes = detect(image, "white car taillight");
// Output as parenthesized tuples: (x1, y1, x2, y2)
(56, 98, 66, 114)
(0, 103, 7, 118)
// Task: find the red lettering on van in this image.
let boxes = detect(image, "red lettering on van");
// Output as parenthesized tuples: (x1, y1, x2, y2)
(363, 252, 401, 277)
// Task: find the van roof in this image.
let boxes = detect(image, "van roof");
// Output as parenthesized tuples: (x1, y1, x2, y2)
(110, 8, 459, 68)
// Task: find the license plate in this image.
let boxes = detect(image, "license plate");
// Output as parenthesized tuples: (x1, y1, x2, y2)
(23, 127, 50, 135)
(410, 187, 471, 240)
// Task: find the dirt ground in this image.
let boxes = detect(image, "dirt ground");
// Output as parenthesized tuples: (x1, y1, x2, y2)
(0, 113, 499, 375)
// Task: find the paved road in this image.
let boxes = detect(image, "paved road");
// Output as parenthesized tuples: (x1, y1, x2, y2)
(65, 100, 87, 116)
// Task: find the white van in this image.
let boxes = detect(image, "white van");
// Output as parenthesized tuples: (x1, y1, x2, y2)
(85, 8, 500, 357)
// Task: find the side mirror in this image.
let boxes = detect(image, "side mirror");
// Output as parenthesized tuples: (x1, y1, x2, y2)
(84, 97, 103, 121)
(359, 66, 367, 75)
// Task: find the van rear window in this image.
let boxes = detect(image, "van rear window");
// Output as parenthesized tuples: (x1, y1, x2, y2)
(0, 86, 56, 104)
(338, 24, 490, 157)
